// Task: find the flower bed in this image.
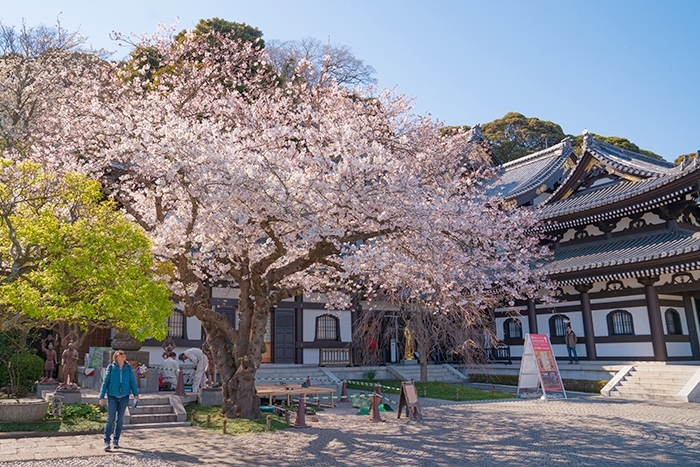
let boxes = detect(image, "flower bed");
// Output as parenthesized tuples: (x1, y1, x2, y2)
(0, 400, 49, 422)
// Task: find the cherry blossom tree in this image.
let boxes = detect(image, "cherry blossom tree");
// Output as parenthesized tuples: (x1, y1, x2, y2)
(35, 26, 550, 418)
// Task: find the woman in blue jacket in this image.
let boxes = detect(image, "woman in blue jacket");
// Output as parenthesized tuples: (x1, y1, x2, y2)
(99, 349, 139, 451)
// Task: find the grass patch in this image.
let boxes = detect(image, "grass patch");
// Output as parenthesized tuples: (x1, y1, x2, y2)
(186, 404, 289, 435)
(346, 380, 515, 401)
(0, 402, 106, 433)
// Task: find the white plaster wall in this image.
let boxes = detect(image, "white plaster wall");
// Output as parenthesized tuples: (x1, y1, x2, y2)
(551, 343, 587, 359)
(303, 348, 320, 365)
(211, 287, 239, 300)
(592, 306, 650, 336)
(641, 211, 663, 226)
(186, 316, 202, 341)
(596, 342, 654, 358)
(667, 342, 693, 358)
(611, 217, 631, 233)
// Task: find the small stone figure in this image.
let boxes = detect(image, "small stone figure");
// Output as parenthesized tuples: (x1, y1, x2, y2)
(41, 335, 58, 382)
(59, 331, 80, 389)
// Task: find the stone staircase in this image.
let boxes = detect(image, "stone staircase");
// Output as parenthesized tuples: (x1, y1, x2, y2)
(602, 365, 700, 402)
(123, 395, 188, 429)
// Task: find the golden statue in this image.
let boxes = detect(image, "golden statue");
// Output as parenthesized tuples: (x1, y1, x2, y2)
(403, 320, 415, 360)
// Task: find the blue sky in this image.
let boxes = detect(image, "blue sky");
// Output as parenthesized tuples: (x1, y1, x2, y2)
(2, 1, 699, 161)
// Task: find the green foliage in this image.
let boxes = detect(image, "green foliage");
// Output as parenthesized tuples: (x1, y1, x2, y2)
(51, 402, 105, 422)
(468, 373, 519, 386)
(0, 160, 172, 340)
(481, 112, 566, 163)
(468, 373, 608, 394)
(1, 353, 43, 392)
(476, 112, 664, 163)
(186, 404, 289, 433)
(181, 18, 264, 48)
(364, 369, 377, 382)
(674, 152, 697, 165)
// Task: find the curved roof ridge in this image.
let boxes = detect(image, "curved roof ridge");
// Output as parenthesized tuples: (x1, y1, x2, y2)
(582, 132, 677, 174)
(501, 137, 572, 168)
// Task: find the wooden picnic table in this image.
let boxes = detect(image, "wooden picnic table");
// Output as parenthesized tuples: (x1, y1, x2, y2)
(255, 384, 335, 407)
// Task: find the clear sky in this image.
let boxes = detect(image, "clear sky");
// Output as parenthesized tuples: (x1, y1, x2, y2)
(2, 0, 699, 161)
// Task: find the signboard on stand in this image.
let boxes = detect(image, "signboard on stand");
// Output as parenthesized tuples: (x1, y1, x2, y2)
(397, 381, 422, 420)
(517, 333, 567, 400)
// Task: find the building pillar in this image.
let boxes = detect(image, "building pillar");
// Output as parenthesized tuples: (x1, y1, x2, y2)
(295, 295, 304, 364)
(527, 298, 538, 334)
(682, 292, 700, 359)
(638, 276, 667, 361)
(574, 283, 596, 361)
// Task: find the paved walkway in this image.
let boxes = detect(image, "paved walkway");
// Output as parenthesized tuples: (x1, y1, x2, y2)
(1, 394, 699, 466)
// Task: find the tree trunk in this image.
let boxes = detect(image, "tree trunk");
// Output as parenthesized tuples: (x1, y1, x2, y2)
(417, 337, 430, 383)
(203, 291, 269, 419)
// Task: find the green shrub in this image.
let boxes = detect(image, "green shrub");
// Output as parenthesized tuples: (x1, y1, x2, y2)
(469, 373, 607, 394)
(5, 353, 44, 393)
(49, 403, 105, 421)
(468, 373, 519, 386)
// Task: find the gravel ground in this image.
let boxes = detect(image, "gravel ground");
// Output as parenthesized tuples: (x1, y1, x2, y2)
(0, 452, 173, 467)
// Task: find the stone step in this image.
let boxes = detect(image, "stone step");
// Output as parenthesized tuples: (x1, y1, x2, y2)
(630, 366, 699, 373)
(123, 421, 191, 430)
(129, 413, 179, 424)
(609, 390, 686, 402)
(613, 386, 682, 396)
(131, 404, 174, 415)
(136, 396, 172, 406)
(624, 374, 692, 383)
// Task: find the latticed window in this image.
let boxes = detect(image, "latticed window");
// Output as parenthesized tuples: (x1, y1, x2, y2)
(167, 310, 185, 338)
(549, 314, 570, 338)
(315, 314, 339, 341)
(665, 309, 682, 335)
(503, 318, 522, 339)
(607, 310, 634, 335)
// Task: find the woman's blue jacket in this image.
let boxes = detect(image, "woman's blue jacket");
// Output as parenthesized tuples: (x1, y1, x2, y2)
(99, 361, 139, 399)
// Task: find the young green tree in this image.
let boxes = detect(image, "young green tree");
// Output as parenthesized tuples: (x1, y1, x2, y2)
(0, 158, 172, 340)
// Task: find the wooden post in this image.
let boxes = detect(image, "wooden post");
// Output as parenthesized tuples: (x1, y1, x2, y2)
(266, 415, 271, 432)
(455, 388, 460, 400)
(294, 395, 309, 428)
(422, 387, 427, 397)
(190, 409, 196, 422)
(206, 414, 211, 428)
(222, 418, 227, 434)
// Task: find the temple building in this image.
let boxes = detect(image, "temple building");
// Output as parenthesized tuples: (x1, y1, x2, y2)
(493, 131, 700, 362)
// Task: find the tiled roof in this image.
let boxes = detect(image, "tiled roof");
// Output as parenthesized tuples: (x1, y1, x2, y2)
(584, 134, 677, 176)
(537, 162, 700, 222)
(489, 139, 575, 201)
(546, 228, 700, 279)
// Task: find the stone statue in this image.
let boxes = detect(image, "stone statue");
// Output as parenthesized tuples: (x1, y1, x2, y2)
(202, 342, 216, 387)
(59, 331, 80, 388)
(403, 320, 415, 361)
(41, 335, 58, 382)
(162, 336, 177, 359)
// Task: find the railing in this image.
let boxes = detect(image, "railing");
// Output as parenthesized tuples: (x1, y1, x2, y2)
(487, 345, 512, 364)
(319, 348, 352, 366)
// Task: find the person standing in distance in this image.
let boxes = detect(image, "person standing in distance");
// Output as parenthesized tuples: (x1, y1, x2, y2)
(565, 325, 579, 364)
(99, 350, 139, 451)
(179, 347, 209, 392)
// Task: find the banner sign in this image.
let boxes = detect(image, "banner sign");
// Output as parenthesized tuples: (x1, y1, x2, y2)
(517, 333, 566, 399)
